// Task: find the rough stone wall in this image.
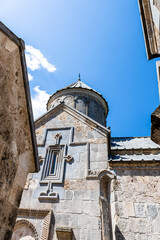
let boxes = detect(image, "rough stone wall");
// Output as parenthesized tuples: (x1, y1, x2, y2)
(18, 109, 109, 240)
(151, 105, 160, 144)
(138, 0, 160, 59)
(110, 164, 160, 240)
(0, 29, 36, 239)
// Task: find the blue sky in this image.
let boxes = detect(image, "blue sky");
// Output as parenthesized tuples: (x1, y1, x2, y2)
(0, 0, 159, 137)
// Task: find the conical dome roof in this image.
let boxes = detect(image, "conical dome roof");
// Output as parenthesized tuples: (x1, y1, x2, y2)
(63, 79, 92, 90)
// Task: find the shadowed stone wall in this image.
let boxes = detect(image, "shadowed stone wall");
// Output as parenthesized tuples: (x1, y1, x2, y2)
(0, 23, 38, 240)
(151, 105, 160, 144)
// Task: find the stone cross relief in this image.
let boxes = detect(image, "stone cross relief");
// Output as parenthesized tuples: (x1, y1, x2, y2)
(38, 133, 73, 201)
(38, 181, 59, 201)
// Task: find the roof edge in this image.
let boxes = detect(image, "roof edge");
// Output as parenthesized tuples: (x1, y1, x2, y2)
(35, 102, 111, 135)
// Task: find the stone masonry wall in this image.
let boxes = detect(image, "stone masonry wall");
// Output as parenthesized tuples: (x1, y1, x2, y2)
(110, 165, 160, 240)
(151, 105, 160, 145)
(0, 29, 36, 239)
(18, 109, 109, 240)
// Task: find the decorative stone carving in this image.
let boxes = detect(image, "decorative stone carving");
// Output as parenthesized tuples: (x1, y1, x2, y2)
(11, 219, 39, 240)
(64, 155, 73, 162)
(55, 133, 62, 145)
(38, 181, 59, 201)
(40, 145, 65, 183)
(87, 169, 100, 178)
(38, 156, 44, 163)
(17, 209, 52, 240)
(39, 142, 74, 201)
(41, 145, 73, 184)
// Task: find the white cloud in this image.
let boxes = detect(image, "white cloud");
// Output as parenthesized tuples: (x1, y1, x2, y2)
(31, 86, 51, 119)
(28, 73, 33, 81)
(25, 45, 56, 72)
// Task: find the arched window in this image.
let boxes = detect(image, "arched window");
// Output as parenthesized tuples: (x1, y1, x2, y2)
(11, 220, 38, 240)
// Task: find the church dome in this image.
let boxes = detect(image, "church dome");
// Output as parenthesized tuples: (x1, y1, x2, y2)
(47, 77, 108, 126)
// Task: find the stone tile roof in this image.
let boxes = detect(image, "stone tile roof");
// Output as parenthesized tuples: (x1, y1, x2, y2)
(47, 78, 108, 112)
(60, 79, 101, 95)
(64, 79, 92, 90)
(111, 137, 160, 150)
(109, 153, 160, 162)
(110, 137, 160, 162)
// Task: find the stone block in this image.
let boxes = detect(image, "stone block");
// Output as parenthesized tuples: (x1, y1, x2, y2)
(65, 190, 73, 200)
(79, 152, 87, 162)
(90, 144, 98, 152)
(152, 218, 160, 233)
(134, 203, 146, 218)
(90, 217, 101, 230)
(73, 229, 80, 239)
(123, 202, 135, 217)
(138, 219, 151, 234)
(73, 190, 91, 200)
(90, 190, 99, 201)
(0, 31, 6, 45)
(5, 38, 18, 52)
(62, 200, 83, 214)
(78, 214, 90, 229)
(74, 163, 86, 179)
(88, 131, 94, 139)
(83, 200, 100, 217)
(115, 202, 124, 216)
(80, 230, 101, 240)
(15, 164, 28, 189)
(56, 214, 70, 226)
(117, 218, 130, 233)
(147, 204, 158, 218)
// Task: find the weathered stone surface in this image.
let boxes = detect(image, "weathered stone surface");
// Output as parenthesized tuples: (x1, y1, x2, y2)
(0, 22, 39, 240)
(14, 73, 160, 240)
(111, 167, 160, 239)
(151, 105, 160, 145)
(147, 204, 158, 218)
(138, 0, 160, 59)
(134, 203, 146, 218)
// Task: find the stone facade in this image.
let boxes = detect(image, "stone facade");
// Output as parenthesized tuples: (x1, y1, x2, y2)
(138, 0, 160, 146)
(138, 0, 160, 59)
(151, 105, 160, 144)
(110, 137, 160, 240)
(110, 166, 160, 240)
(14, 80, 160, 239)
(0, 22, 39, 240)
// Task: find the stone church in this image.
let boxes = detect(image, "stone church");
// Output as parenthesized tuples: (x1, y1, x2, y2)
(12, 78, 160, 240)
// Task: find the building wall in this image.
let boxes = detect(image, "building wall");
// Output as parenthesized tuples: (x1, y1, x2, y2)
(16, 105, 160, 240)
(0, 26, 38, 240)
(138, 0, 160, 59)
(17, 109, 110, 240)
(110, 164, 160, 240)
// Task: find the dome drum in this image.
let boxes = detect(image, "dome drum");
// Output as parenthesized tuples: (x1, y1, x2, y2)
(47, 85, 108, 126)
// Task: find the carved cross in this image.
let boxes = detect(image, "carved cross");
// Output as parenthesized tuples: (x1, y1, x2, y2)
(55, 133, 62, 145)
